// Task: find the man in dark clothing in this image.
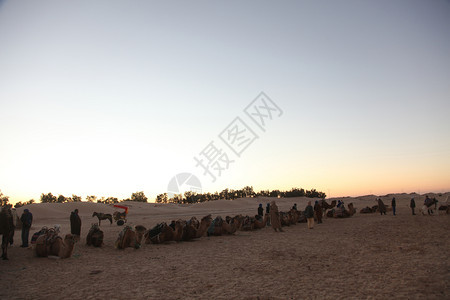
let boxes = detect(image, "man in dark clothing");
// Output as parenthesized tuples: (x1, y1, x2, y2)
(20, 209, 33, 247)
(266, 203, 271, 226)
(305, 201, 314, 229)
(314, 200, 323, 224)
(70, 209, 82, 239)
(391, 197, 396, 216)
(292, 204, 297, 211)
(257, 204, 264, 217)
(410, 198, 416, 215)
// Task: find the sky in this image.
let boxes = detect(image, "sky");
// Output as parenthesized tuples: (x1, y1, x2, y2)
(0, 0, 449, 204)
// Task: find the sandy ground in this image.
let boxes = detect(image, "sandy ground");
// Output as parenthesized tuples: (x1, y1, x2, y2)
(1, 193, 449, 299)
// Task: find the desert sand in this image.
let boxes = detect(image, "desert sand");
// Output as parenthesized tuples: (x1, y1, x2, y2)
(1, 193, 449, 299)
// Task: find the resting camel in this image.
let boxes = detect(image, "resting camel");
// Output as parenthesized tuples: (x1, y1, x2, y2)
(35, 231, 77, 259)
(115, 225, 147, 249)
(253, 214, 269, 229)
(360, 206, 374, 214)
(0, 207, 15, 260)
(145, 221, 183, 244)
(320, 200, 337, 217)
(208, 216, 240, 236)
(240, 215, 255, 231)
(280, 212, 291, 226)
(171, 220, 185, 242)
(182, 215, 212, 241)
(288, 209, 301, 224)
(327, 206, 351, 218)
(86, 223, 104, 247)
(92, 212, 112, 226)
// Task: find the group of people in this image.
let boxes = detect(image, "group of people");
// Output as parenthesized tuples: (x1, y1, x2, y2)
(377, 197, 413, 216)
(377, 196, 438, 216)
(18, 208, 82, 248)
(258, 200, 323, 232)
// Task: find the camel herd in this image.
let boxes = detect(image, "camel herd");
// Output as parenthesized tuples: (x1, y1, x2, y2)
(5, 197, 447, 260)
(109, 200, 356, 251)
(0, 200, 355, 260)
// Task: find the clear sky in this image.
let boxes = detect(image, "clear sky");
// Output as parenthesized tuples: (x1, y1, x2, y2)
(1, 0, 449, 203)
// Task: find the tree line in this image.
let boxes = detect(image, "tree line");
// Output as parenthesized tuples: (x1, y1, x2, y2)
(38, 191, 148, 204)
(155, 186, 326, 204)
(1, 187, 326, 207)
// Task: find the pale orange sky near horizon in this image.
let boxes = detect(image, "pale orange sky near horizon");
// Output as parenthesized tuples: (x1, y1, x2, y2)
(1, 1, 449, 205)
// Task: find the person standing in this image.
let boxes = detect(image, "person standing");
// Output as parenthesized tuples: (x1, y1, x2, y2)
(391, 197, 396, 216)
(410, 198, 416, 215)
(292, 203, 297, 211)
(70, 209, 82, 240)
(20, 209, 33, 247)
(378, 198, 387, 215)
(314, 200, 323, 224)
(269, 201, 283, 232)
(305, 201, 314, 229)
(257, 204, 264, 217)
(266, 203, 271, 226)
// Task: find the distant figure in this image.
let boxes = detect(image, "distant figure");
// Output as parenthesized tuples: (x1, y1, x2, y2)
(305, 201, 314, 229)
(257, 204, 264, 217)
(292, 203, 297, 211)
(377, 198, 386, 215)
(391, 197, 396, 216)
(20, 209, 33, 247)
(70, 209, 82, 239)
(314, 200, 323, 224)
(337, 200, 344, 208)
(266, 203, 271, 226)
(423, 195, 433, 215)
(269, 201, 283, 232)
(410, 198, 416, 215)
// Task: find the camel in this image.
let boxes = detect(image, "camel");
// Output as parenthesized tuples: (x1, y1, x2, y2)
(320, 200, 337, 217)
(171, 220, 185, 242)
(0, 207, 15, 260)
(207, 216, 240, 236)
(438, 205, 450, 214)
(240, 215, 255, 231)
(92, 212, 113, 226)
(288, 209, 301, 224)
(439, 197, 450, 214)
(115, 225, 147, 249)
(253, 214, 269, 229)
(279, 211, 292, 226)
(35, 231, 77, 259)
(297, 211, 307, 223)
(145, 221, 182, 244)
(327, 206, 351, 218)
(422, 197, 438, 215)
(86, 223, 104, 247)
(182, 215, 212, 241)
(360, 206, 375, 214)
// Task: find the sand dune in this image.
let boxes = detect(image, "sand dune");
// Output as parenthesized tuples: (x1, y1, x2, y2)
(1, 193, 449, 299)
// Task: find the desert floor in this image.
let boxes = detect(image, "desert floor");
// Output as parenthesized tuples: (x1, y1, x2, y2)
(1, 193, 449, 299)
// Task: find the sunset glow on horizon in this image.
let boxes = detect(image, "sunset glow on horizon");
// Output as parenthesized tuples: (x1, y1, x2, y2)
(1, 1, 449, 204)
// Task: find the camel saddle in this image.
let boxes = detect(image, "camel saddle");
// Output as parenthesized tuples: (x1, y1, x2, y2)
(148, 223, 165, 239)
